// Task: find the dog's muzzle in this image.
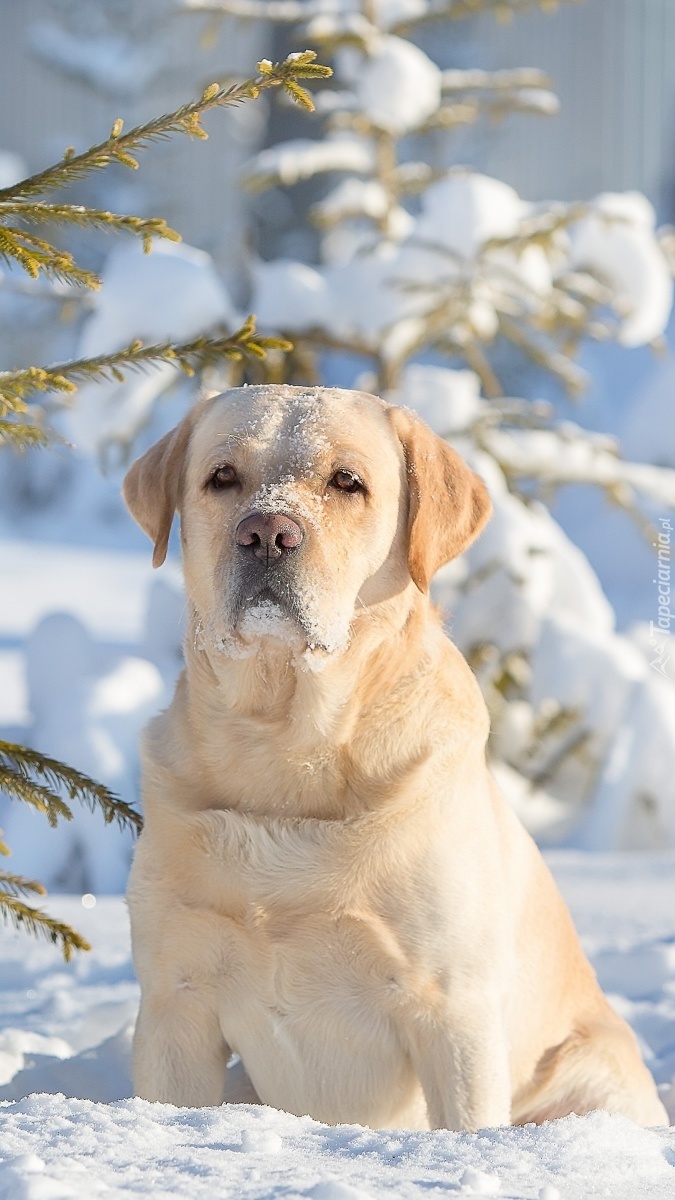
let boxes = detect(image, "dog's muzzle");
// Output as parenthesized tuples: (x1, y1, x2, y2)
(229, 510, 307, 632)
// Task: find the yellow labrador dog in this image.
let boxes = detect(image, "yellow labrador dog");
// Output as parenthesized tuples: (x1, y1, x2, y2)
(123, 384, 666, 1131)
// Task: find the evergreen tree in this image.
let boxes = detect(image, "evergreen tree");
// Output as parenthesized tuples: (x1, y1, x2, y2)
(0, 51, 331, 955)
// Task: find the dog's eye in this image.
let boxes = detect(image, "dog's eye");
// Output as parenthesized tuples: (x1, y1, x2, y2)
(330, 469, 364, 495)
(209, 464, 238, 490)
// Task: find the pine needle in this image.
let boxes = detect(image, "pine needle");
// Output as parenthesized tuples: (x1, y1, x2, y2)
(0, 871, 46, 898)
(0, 762, 73, 827)
(0, 202, 182, 244)
(0, 742, 143, 835)
(0, 419, 51, 450)
(0, 225, 100, 288)
(0, 889, 92, 960)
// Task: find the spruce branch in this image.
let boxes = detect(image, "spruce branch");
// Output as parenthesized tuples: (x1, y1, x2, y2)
(0, 53, 325, 448)
(0, 742, 143, 835)
(0, 54, 331, 205)
(0, 319, 293, 436)
(0, 763, 73, 827)
(0, 225, 100, 288)
(0, 871, 46, 898)
(0, 202, 181, 249)
(0, 887, 92, 961)
(0, 419, 51, 451)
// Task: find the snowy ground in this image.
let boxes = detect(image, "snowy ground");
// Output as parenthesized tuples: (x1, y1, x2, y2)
(0, 853, 673, 1199)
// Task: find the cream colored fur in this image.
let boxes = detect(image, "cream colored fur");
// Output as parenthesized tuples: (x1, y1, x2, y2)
(123, 384, 666, 1131)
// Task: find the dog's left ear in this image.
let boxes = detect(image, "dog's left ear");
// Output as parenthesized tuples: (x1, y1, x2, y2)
(387, 405, 492, 592)
(122, 413, 195, 568)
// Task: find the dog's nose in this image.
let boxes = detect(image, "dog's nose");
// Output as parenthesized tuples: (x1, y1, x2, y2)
(235, 511, 304, 561)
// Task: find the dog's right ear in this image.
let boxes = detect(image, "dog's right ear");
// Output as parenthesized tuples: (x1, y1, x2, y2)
(122, 415, 194, 568)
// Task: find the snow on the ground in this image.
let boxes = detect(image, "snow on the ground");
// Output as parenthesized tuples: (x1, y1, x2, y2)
(0, 855, 673, 1198)
(0, 1096, 673, 1200)
(0, 541, 183, 642)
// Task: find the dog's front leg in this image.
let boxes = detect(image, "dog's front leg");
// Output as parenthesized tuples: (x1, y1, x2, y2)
(133, 990, 230, 1107)
(401, 996, 512, 1131)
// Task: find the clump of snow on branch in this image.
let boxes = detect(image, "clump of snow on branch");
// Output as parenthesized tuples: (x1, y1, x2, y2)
(249, 164, 671, 364)
(356, 36, 442, 133)
(68, 240, 237, 455)
(253, 259, 331, 332)
(418, 173, 527, 257)
(245, 137, 374, 190)
(79, 241, 235, 356)
(569, 192, 674, 347)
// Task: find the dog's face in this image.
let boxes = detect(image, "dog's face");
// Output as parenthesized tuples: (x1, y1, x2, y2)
(123, 385, 491, 660)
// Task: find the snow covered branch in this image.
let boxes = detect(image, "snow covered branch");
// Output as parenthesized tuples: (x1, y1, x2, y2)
(478, 425, 675, 518)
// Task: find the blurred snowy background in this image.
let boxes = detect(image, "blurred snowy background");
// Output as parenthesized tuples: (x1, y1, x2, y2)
(2, 0, 675, 896)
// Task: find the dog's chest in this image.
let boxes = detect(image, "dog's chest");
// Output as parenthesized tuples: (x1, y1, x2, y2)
(186, 805, 352, 907)
(164, 808, 425, 1124)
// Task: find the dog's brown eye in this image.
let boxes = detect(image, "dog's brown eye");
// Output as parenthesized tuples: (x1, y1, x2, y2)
(330, 469, 364, 494)
(209, 464, 238, 490)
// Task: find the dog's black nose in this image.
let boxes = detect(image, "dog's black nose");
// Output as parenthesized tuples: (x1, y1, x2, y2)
(235, 511, 304, 561)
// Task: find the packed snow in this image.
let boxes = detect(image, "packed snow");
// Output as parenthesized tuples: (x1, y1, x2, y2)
(355, 36, 442, 134)
(0, 858, 673, 1198)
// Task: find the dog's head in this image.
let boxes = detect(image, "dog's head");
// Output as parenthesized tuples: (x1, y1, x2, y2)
(123, 385, 491, 658)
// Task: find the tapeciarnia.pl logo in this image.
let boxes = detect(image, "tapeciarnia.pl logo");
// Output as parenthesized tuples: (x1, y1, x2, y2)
(650, 516, 672, 678)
